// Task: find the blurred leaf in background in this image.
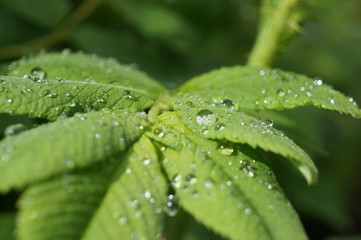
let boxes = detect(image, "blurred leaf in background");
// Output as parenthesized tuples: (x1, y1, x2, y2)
(0, 0, 360, 239)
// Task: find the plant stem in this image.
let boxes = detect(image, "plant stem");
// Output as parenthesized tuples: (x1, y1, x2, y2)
(0, 0, 104, 61)
(247, 0, 299, 67)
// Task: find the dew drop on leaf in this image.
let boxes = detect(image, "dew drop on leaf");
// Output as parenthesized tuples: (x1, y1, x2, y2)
(196, 109, 217, 126)
(245, 208, 252, 215)
(153, 128, 165, 137)
(277, 89, 286, 97)
(220, 99, 234, 107)
(4, 123, 27, 137)
(185, 174, 198, 185)
(172, 174, 182, 188)
(163, 194, 179, 217)
(265, 119, 273, 127)
(204, 178, 214, 188)
(143, 158, 150, 166)
(218, 144, 234, 156)
(186, 101, 194, 107)
(144, 190, 151, 199)
(5, 98, 13, 103)
(30, 67, 46, 80)
(123, 90, 133, 99)
(215, 123, 226, 131)
(118, 217, 128, 225)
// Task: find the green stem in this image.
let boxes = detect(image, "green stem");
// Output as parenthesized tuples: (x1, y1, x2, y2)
(0, 0, 104, 61)
(247, 0, 299, 67)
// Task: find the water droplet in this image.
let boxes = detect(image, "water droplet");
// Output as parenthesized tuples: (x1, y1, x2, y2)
(144, 190, 151, 199)
(218, 144, 234, 155)
(248, 172, 255, 177)
(5, 98, 13, 103)
(196, 110, 217, 126)
(172, 174, 182, 188)
(4, 123, 27, 137)
(265, 119, 273, 127)
(329, 99, 335, 105)
(153, 128, 165, 137)
(123, 90, 133, 99)
(186, 101, 194, 107)
(164, 194, 178, 217)
(314, 79, 323, 86)
(215, 123, 226, 131)
(267, 184, 273, 190)
(245, 208, 252, 215)
(94, 133, 102, 139)
(30, 67, 46, 80)
(185, 174, 198, 185)
(256, 116, 262, 121)
(63, 157, 75, 169)
(129, 199, 139, 208)
(118, 217, 127, 225)
(143, 159, 150, 166)
(277, 89, 286, 97)
(220, 99, 234, 107)
(259, 69, 266, 76)
(204, 178, 214, 188)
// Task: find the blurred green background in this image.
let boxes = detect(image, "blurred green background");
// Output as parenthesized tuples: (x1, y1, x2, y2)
(0, 0, 360, 239)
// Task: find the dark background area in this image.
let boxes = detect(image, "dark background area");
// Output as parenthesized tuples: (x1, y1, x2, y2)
(0, 0, 360, 239)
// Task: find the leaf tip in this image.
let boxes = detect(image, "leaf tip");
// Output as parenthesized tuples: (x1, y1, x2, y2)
(298, 164, 318, 185)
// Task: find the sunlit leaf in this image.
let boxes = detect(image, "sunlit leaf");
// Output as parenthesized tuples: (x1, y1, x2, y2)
(179, 66, 361, 118)
(148, 112, 307, 240)
(0, 110, 147, 193)
(5, 52, 165, 99)
(168, 98, 317, 184)
(0, 76, 153, 120)
(82, 136, 168, 240)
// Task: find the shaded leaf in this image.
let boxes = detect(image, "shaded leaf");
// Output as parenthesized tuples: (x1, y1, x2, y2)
(0, 211, 15, 240)
(148, 112, 307, 240)
(16, 163, 115, 240)
(82, 136, 168, 240)
(0, 110, 147, 193)
(5, 52, 165, 99)
(0, 75, 153, 120)
(0, 0, 70, 29)
(169, 98, 317, 184)
(106, 0, 199, 54)
(179, 66, 361, 118)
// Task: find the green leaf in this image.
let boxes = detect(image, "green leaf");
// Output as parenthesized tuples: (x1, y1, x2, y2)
(106, 0, 199, 54)
(0, 76, 153, 120)
(168, 98, 317, 185)
(178, 66, 361, 118)
(0, 110, 147, 193)
(82, 136, 168, 240)
(16, 163, 115, 240)
(148, 112, 307, 240)
(0, 212, 15, 240)
(5, 52, 165, 99)
(0, 0, 71, 29)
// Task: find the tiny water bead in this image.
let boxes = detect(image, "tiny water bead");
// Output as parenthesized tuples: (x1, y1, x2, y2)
(196, 109, 217, 126)
(220, 99, 234, 107)
(204, 178, 214, 189)
(163, 194, 179, 217)
(265, 119, 273, 127)
(153, 128, 165, 137)
(218, 144, 234, 156)
(30, 67, 46, 80)
(123, 90, 133, 99)
(4, 123, 27, 137)
(214, 123, 226, 131)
